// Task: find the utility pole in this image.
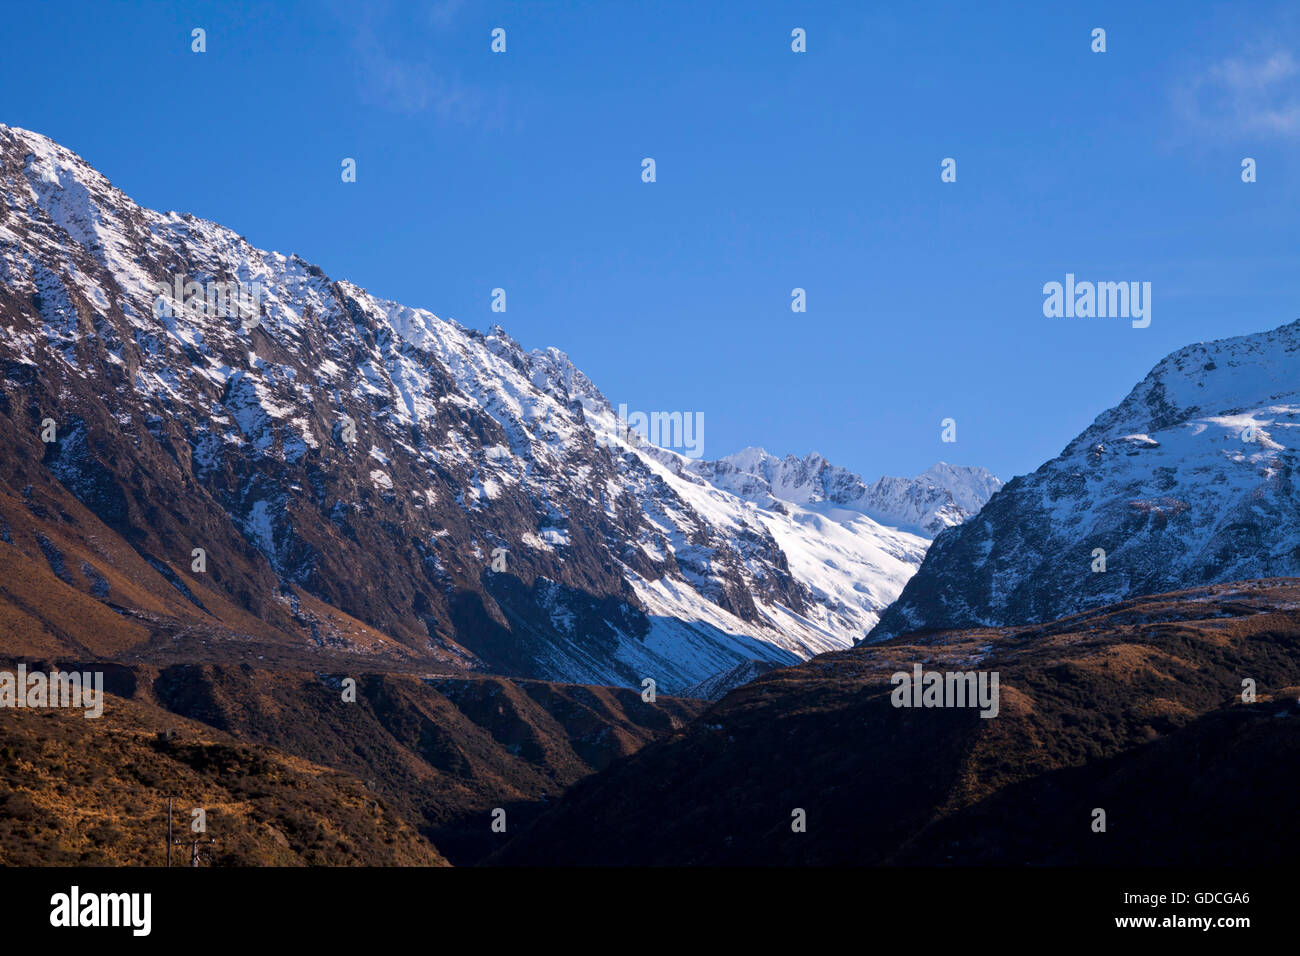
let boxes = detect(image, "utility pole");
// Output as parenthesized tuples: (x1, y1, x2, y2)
(166, 796, 218, 867)
(183, 835, 217, 867)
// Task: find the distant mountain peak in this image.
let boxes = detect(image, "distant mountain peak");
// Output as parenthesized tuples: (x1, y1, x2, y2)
(694, 449, 1001, 537)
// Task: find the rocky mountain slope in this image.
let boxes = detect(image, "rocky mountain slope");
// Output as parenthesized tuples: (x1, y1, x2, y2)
(0, 125, 996, 690)
(870, 320, 1300, 640)
(680, 658, 777, 701)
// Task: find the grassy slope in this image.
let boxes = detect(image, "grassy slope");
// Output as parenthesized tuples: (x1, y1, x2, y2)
(0, 694, 446, 866)
(491, 580, 1300, 865)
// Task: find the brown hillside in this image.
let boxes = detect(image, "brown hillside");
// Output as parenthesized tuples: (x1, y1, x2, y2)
(0, 693, 445, 866)
(491, 579, 1300, 865)
(0, 656, 702, 865)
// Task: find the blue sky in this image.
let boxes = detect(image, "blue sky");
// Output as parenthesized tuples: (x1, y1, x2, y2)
(4, 0, 1300, 482)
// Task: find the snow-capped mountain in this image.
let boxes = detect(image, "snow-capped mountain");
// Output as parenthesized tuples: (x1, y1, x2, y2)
(687, 449, 1001, 537)
(0, 125, 995, 690)
(859, 462, 1004, 536)
(869, 319, 1300, 641)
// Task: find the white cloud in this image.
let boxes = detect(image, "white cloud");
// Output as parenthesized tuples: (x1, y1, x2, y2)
(336, 2, 484, 121)
(1177, 49, 1300, 136)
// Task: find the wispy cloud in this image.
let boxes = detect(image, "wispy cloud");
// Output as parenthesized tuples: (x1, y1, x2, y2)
(337, 1, 486, 122)
(427, 0, 466, 30)
(1176, 48, 1300, 136)
(352, 28, 478, 118)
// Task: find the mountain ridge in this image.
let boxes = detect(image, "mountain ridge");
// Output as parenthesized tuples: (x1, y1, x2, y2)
(0, 124, 997, 690)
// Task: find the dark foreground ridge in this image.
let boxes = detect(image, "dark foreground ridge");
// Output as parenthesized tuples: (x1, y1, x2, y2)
(0, 660, 700, 865)
(4, 578, 1297, 866)
(491, 579, 1300, 865)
